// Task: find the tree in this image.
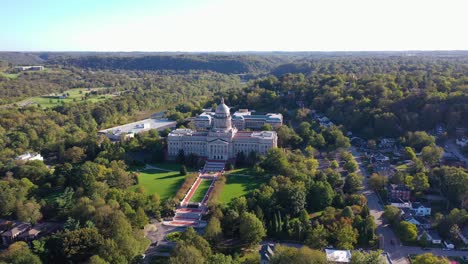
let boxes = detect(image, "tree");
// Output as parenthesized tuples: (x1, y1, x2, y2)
(239, 212, 266, 247)
(351, 250, 385, 264)
(421, 145, 443, 166)
(179, 227, 212, 258)
(206, 253, 237, 264)
(368, 173, 387, 191)
(64, 146, 86, 163)
(170, 243, 204, 264)
(344, 159, 358, 173)
(271, 245, 327, 264)
(412, 253, 449, 264)
(0, 241, 42, 264)
(204, 217, 222, 244)
(307, 181, 334, 211)
(305, 224, 328, 249)
(411, 172, 430, 192)
(334, 223, 358, 249)
(260, 148, 289, 175)
(383, 206, 401, 226)
(261, 124, 273, 131)
(343, 173, 363, 194)
(16, 199, 42, 224)
(396, 221, 418, 242)
(180, 165, 187, 176)
(406, 131, 435, 151)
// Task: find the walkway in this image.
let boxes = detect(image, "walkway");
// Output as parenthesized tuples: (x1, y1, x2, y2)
(163, 160, 225, 228)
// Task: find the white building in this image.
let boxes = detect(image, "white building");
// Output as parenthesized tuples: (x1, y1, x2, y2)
(410, 202, 431, 217)
(15, 152, 44, 162)
(168, 99, 278, 161)
(194, 107, 283, 131)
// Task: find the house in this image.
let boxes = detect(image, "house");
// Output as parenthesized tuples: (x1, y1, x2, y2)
(15, 152, 44, 162)
(390, 199, 411, 208)
(325, 249, 352, 263)
(410, 202, 431, 217)
(259, 244, 275, 264)
(1, 222, 31, 246)
(388, 184, 411, 201)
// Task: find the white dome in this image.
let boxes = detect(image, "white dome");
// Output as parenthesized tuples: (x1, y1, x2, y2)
(215, 98, 230, 115)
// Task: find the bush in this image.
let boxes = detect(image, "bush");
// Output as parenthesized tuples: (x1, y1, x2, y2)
(166, 231, 182, 242)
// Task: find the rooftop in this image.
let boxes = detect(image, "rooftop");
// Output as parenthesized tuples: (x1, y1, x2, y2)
(99, 118, 176, 136)
(325, 249, 351, 263)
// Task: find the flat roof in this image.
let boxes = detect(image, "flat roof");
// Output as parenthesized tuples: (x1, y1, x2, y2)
(99, 118, 176, 135)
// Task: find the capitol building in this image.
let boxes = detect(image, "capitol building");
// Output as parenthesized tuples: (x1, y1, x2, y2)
(167, 99, 279, 161)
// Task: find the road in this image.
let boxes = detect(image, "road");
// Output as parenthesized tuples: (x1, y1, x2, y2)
(351, 147, 468, 263)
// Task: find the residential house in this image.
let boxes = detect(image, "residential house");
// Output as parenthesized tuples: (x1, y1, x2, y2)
(259, 244, 275, 264)
(410, 202, 431, 217)
(1, 222, 31, 246)
(418, 229, 442, 244)
(325, 249, 352, 263)
(388, 184, 411, 202)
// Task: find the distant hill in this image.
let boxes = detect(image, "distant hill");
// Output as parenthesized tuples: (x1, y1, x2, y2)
(0, 52, 45, 65)
(47, 54, 291, 74)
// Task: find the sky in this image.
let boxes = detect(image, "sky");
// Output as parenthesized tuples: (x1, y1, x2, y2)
(1, 0, 468, 51)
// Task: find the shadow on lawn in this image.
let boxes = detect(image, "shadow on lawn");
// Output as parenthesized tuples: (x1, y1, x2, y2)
(226, 175, 265, 192)
(155, 173, 184, 180)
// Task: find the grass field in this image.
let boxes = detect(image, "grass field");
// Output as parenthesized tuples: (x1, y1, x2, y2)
(132, 168, 185, 200)
(0, 72, 19, 79)
(18, 87, 115, 108)
(190, 179, 212, 203)
(219, 174, 267, 203)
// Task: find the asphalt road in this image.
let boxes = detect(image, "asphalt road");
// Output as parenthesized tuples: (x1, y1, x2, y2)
(351, 147, 468, 263)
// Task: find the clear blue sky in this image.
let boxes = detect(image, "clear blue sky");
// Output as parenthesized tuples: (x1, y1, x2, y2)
(1, 0, 467, 51)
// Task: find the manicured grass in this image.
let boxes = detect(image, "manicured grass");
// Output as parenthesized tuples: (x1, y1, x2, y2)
(132, 169, 186, 200)
(18, 87, 115, 108)
(190, 179, 212, 203)
(149, 162, 183, 171)
(219, 174, 267, 203)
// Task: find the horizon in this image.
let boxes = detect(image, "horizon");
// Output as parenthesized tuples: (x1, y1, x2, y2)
(2, 0, 468, 52)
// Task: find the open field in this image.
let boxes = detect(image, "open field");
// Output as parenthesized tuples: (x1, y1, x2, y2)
(132, 168, 185, 200)
(190, 179, 212, 203)
(0, 72, 19, 79)
(219, 174, 267, 203)
(18, 87, 115, 108)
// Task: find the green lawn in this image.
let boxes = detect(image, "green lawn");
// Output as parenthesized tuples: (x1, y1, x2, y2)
(190, 179, 212, 203)
(18, 87, 115, 108)
(132, 169, 186, 200)
(219, 174, 267, 203)
(0, 72, 19, 79)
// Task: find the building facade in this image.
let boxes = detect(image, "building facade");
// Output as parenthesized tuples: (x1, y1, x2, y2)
(194, 108, 283, 131)
(168, 99, 278, 161)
